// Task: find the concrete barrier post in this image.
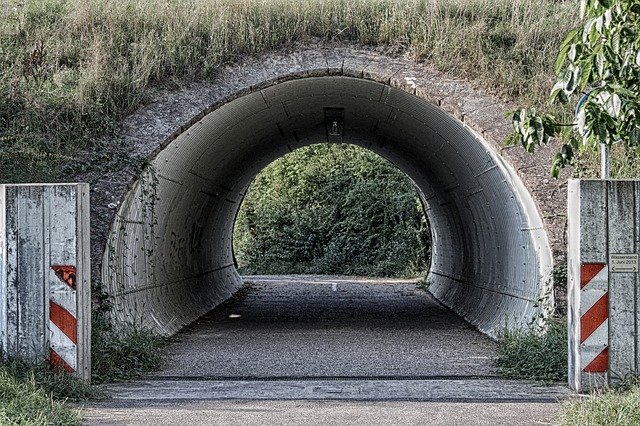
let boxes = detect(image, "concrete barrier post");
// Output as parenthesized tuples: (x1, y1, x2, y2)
(0, 184, 91, 381)
(568, 179, 640, 392)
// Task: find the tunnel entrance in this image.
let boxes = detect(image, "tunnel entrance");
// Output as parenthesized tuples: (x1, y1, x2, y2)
(232, 143, 431, 278)
(102, 75, 553, 339)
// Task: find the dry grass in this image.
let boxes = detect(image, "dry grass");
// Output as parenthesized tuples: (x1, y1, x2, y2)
(0, 0, 578, 182)
(559, 381, 640, 426)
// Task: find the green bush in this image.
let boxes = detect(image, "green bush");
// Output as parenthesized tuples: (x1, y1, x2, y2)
(495, 317, 567, 383)
(234, 143, 430, 277)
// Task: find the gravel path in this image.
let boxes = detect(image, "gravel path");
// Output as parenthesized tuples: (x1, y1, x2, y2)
(155, 275, 498, 378)
(83, 276, 571, 425)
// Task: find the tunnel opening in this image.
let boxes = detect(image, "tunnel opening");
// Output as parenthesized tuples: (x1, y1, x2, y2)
(102, 75, 554, 340)
(232, 142, 431, 278)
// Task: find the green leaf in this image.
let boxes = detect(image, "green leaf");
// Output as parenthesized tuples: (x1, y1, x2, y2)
(609, 93, 622, 117)
(578, 60, 593, 88)
(611, 28, 620, 53)
(596, 121, 609, 144)
(595, 50, 605, 76)
(556, 29, 580, 73)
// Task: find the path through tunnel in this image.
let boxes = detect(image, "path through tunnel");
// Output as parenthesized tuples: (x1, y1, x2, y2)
(102, 75, 553, 339)
(157, 275, 497, 379)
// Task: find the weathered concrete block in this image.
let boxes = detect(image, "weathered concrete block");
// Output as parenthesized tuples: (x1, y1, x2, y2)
(0, 184, 91, 381)
(568, 179, 640, 392)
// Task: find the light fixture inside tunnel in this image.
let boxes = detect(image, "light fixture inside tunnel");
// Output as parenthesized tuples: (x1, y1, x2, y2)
(325, 107, 344, 143)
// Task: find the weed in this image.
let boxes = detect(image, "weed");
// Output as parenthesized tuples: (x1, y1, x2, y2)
(495, 317, 567, 383)
(416, 276, 430, 292)
(559, 380, 640, 426)
(91, 314, 168, 384)
(0, 362, 82, 425)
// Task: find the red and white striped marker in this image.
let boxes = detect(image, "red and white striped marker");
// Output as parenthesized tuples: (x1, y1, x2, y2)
(49, 265, 77, 373)
(580, 263, 608, 373)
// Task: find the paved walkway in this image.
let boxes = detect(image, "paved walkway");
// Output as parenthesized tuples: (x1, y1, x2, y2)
(83, 276, 570, 425)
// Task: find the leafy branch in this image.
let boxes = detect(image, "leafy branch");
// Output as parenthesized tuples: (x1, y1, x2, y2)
(510, 0, 640, 178)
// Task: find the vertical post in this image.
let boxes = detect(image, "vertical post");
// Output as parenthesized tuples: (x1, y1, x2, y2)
(601, 143, 610, 180)
(0, 184, 91, 381)
(569, 179, 640, 391)
(77, 184, 92, 381)
(607, 181, 637, 385)
(0, 185, 6, 358)
(568, 179, 609, 391)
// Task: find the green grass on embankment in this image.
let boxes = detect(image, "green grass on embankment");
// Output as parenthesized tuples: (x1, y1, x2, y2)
(1, 0, 578, 183)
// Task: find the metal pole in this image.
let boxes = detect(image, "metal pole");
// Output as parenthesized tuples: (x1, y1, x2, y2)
(601, 143, 610, 179)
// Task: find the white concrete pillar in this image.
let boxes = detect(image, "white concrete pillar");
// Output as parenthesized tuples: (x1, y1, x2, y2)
(0, 184, 91, 381)
(568, 179, 640, 391)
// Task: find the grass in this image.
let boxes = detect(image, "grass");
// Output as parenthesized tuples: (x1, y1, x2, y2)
(559, 381, 640, 426)
(1, 358, 100, 401)
(0, 315, 167, 424)
(0, 318, 166, 423)
(0, 361, 84, 425)
(495, 317, 567, 383)
(91, 315, 168, 383)
(0, 0, 578, 183)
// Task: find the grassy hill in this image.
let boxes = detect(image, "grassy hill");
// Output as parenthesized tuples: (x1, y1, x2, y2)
(1, 0, 578, 183)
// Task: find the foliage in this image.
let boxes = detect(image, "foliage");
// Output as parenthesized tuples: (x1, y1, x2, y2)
(91, 314, 167, 383)
(559, 380, 640, 426)
(495, 318, 567, 383)
(234, 143, 430, 277)
(0, 362, 82, 425)
(510, 0, 640, 177)
(0, 0, 576, 183)
(0, 358, 100, 401)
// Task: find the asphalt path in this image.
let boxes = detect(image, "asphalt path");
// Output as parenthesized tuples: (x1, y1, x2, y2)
(155, 275, 497, 378)
(83, 276, 571, 425)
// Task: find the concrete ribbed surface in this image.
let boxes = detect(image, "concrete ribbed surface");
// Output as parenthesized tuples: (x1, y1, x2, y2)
(101, 56, 556, 339)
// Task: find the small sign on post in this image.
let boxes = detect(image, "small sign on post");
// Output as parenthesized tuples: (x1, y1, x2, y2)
(609, 254, 639, 273)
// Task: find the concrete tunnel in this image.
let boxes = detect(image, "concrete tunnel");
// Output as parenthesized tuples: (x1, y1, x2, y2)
(102, 75, 554, 339)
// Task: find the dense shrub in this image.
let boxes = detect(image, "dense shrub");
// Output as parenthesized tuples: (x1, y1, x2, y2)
(234, 143, 430, 277)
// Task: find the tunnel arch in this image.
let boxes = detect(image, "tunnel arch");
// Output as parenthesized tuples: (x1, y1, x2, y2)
(100, 59, 556, 338)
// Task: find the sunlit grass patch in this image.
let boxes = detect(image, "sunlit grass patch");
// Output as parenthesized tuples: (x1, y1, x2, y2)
(559, 381, 640, 426)
(0, 362, 83, 425)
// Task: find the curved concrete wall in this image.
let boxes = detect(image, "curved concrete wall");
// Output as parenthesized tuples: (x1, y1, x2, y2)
(102, 74, 554, 338)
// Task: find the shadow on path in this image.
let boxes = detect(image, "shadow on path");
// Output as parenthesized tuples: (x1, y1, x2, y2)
(156, 275, 497, 378)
